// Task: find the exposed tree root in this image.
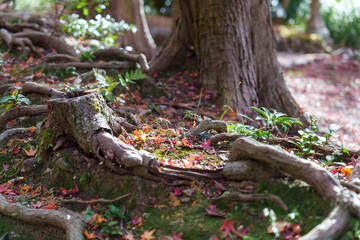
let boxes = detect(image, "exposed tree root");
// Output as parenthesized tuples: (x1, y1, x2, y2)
(213, 191, 288, 211)
(230, 137, 360, 240)
(44, 54, 79, 63)
(0, 28, 40, 55)
(93, 47, 149, 72)
(184, 120, 227, 138)
(38, 61, 134, 71)
(0, 105, 47, 127)
(61, 193, 131, 204)
(0, 127, 29, 145)
(0, 195, 84, 240)
(210, 133, 244, 145)
(22, 81, 61, 96)
(14, 31, 77, 56)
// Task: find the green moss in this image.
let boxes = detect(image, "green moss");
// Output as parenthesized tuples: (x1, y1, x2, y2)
(139, 179, 333, 239)
(0, 213, 64, 240)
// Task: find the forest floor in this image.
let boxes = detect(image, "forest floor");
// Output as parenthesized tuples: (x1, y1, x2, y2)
(0, 48, 359, 240)
(279, 50, 360, 150)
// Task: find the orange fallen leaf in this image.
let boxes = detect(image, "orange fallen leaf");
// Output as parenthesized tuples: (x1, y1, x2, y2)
(42, 203, 58, 209)
(21, 185, 30, 194)
(141, 229, 156, 240)
(29, 126, 35, 133)
(24, 147, 37, 157)
(84, 229, 97, 239)
(169, 192, 181, 207)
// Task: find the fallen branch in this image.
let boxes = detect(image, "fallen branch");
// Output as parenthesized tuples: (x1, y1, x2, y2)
(0, 105, 47, 127)
(61, 193, 131, 204)
(213, 191, 288, 211)
(0, 194, 84, 240)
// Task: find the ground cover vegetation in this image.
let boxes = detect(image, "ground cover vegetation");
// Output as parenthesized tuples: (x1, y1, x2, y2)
(0, 0, 359, 239)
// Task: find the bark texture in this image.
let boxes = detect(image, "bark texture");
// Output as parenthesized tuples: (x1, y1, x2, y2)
(108, 0, 156, 59)
(151, 0, 306, 123)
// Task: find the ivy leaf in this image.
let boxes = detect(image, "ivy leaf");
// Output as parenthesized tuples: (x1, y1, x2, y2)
(219, 220, 235, 237)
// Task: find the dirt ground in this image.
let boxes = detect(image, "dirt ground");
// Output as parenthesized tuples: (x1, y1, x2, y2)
(279, 51, 360, 150)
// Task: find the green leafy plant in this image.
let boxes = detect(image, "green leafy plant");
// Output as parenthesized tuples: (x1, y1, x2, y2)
(227, 123, 270, 140)
(100, 205, 125, 235)
(0, 89, 31, 110)
(80, 50, 96, 62)
(290, 113, 348, 159)
(250, 107, 303, 133)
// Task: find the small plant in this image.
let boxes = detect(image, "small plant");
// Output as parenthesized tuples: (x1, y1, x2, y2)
(227, 123, 270, 140)
(250, 107, 303, 133)
(83, 204, 125, 237)
(94, 68, 147, 93)
(80, 50, 96, 62)
(0, 89, 31, 110)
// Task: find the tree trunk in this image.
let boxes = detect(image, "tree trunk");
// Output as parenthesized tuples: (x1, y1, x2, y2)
(108, 0, 156, 60)
(169, 0, 307, 122)
(307, 0, 331, 43)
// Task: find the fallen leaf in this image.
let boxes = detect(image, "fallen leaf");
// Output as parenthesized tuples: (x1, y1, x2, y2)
(169, 192, 181, 207)
(132, 216, 143, 226)
(84, 229, 97, 239)
(29, 126, 35, 133)
(12, 146, 20, 154)
(172, 231, 183, 240)
(71, 184, 79, 194)
(206, 207, 226, 218)
(42, 203, 59, 209)
(2, 164, 9, 172)
(219, 220, 235, 237)
(141, 229, 156, 240)
(24, 147, 37, 157)
(174, 187, 182, 196)
(21, 185, 30, 194)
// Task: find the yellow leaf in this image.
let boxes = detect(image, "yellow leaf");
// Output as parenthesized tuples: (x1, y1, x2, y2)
(140, 229, 156, 240)
(96, 215, 107, 224)
(169, 192, 181, 207)
(21, 185, 30, 194)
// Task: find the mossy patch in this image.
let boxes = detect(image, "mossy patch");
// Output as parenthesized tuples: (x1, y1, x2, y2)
(139, 179, 334, 239)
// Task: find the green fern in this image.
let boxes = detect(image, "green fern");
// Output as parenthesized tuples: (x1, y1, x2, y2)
(118, 69, 147, 86)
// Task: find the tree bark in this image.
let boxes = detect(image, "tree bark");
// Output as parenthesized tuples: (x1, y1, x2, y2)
(108, 0, 156, 60)
(151, 0, 307, 123)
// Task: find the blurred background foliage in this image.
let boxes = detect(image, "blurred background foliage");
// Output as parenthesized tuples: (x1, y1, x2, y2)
(9, 0, 360, 49)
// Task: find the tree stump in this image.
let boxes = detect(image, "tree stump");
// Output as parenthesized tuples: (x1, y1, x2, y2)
(45, 91, 158, 176)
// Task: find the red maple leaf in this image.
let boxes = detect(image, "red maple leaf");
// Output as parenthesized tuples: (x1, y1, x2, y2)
(172, 231, 183, 240)
(0, 185, 9, 193)
(219, 220, 235, 237)
(71, 184, 79, 194)
(174, 187, 182, 196)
